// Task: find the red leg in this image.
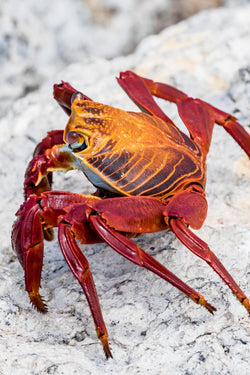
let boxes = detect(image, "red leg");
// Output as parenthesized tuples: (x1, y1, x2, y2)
(177, 98, 250, 157)
(163, 188, 250, 314)
(205, 102, 250, 157)
(12, 196, 47, 312)
(24, 140, 77, 200)
(23, 140, 77, 244)
(24, 130, 64, 199)
(119, 71, 250, 158)
(25, 81, 93, 199)
(12, 192, 101, 309)
(117, 71, 176, 126)
(89, 194, 249, 315)
(89, 214, 216, 313)
(138, 72, 250, 157)
(33, 130, 64, 157)
(170, 219, 250, 315)
(58, 222, 112, 359)
(53, 81, 93, 116)
(12, 191, 112, 358)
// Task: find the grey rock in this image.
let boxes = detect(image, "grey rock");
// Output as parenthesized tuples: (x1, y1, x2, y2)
(0, 4, 250, 375)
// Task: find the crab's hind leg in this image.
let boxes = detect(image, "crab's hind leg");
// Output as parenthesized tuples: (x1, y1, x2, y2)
(87, 196, 216, 314)
(117, 71, 176, 126)
(118, 71, 212, 155)
(203, 102, 250, 157)
(170, 219, 250, 315)
(118, 71, 250, 158)
(175, 97, 250, 157)
(164, 189, 250, 315)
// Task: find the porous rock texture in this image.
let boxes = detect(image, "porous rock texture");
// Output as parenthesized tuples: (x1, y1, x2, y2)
(0, 4, 250, 375)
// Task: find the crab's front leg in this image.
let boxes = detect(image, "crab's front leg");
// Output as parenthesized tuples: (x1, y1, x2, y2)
(24, 131, 75, 199)
(12, 191, 101, 309)
(12, 195, 48, 312)
(24, 83, 76, 199)
(12, 191, 113, 358)
(53, 81, 93, 115)
(24, 81, 91, 200)
(23, 139, 78, 245)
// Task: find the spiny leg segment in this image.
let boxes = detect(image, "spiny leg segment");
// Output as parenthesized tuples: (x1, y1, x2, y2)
(89, 214, 216, 314)
(170, 219, 250, 315)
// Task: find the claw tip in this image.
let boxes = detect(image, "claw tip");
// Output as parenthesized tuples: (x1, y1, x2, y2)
(29, 291, 48, 313)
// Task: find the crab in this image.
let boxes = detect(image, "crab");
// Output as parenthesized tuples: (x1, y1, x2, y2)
(12, 71, 250, 359)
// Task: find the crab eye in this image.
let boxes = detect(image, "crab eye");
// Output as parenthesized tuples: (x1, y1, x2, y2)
(66, 131, 88, 152)
(71, 92, 84, 104)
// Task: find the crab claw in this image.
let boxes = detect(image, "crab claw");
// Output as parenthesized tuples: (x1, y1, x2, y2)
(53, 81, 92, 116)
(24, 155, 50, 200)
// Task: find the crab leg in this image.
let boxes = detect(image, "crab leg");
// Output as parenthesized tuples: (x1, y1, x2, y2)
(117, 71, 176, 126)
(24, 82, 93, 200)
(32, 129, 64, 157)
(118, 71, 250, 158)
(24, 131, 77, 200)
(88, 193, 250, 315)
(12, 191, 112, 358)
(204, 102, 250, 157)
(176, 98, 250, 157)
(170, 219, 250, 315)
(12, 196, 47, 312)
(53, 81, 93, 116)
(24, 130, 62, 199)
(58, 222, 112, 359)
(89, 215, 216, 314)
(23, 142, 78, 244)
(163, 187, 250, 314)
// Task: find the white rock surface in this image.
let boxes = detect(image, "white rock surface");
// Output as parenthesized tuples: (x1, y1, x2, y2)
(0, 0, 247, 118)
(0, 4, 250, 375)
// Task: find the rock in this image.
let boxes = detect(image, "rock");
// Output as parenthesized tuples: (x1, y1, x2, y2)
(0, 4, 250, 375)
(0, 0, 245, 118)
